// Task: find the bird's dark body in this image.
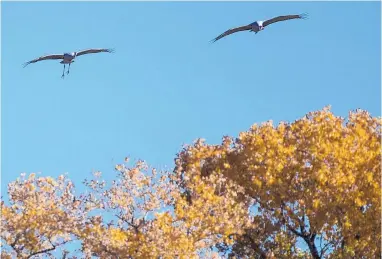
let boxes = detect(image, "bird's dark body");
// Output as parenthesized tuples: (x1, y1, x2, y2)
(61, 53, 76, 64)
(249, 21, 263, 33)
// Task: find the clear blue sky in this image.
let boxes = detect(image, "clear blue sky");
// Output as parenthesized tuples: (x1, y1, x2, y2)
(2, 1, 381, 194)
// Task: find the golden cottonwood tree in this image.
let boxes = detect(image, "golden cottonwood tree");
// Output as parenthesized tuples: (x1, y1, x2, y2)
(78, 160, 249, 258)
(1, 107, 380, 258)
(2, 161, 249, 258)
(175, 107, 381, 258)
(1, 173, 87, 258)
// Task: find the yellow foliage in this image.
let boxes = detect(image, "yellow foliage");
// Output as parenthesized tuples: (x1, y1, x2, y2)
(1, 174, 85, 258)
(1, 107, 380, 258)
(175, 107, 381, 258)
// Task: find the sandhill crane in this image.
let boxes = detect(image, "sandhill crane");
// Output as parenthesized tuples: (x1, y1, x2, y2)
(211, 13, 307, 42)
(23, 48, 115, 78)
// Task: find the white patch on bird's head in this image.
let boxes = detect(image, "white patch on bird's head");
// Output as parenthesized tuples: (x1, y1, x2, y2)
(257, 21, 264, 30)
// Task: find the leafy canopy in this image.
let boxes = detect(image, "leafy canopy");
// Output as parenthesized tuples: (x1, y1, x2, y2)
(1, 107, 380, 258)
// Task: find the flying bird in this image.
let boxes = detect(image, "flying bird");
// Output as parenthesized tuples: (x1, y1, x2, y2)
(211, 13, 307, 43)
(23, 48, 115, 78)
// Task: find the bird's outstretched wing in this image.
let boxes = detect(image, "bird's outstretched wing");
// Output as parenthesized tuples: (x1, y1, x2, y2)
(211, 24, 252, 43)
(23, 54, 64, 68)
(75, 48, 115, 57)
(263, 13, 308, 27)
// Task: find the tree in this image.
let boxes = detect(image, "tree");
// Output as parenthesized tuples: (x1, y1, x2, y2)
(175, 106, 381, 258)
(78, 160, 250, 258)
(1, 107, 380, 258)
(1, 173, 86, 258)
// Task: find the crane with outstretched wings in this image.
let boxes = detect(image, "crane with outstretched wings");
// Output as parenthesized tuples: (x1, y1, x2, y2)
(211, 13, 307, 42)
(23, 48, 114, 78)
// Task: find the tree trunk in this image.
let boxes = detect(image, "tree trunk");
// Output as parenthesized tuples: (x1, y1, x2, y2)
(305, 235, 320, 259)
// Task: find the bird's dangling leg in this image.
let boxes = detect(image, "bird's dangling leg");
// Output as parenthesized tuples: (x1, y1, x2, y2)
(67, 63, 71, 75)
(61, 64, 66, 79)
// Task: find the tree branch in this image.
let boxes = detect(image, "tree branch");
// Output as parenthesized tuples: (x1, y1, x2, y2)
(27, 240, 69, 259)
(27, 243, 56, 259)
(243, 233, 268, 259)
(116, 215, 140, 234)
